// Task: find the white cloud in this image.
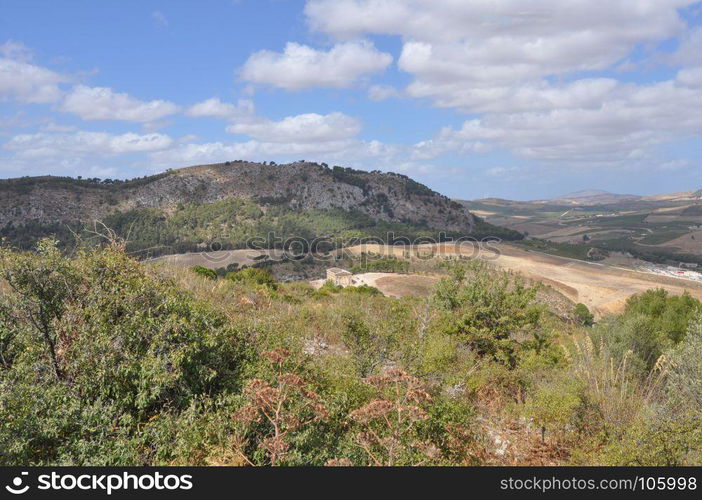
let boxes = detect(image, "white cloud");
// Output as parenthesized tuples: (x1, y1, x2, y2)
(187, 97, 362, 144)
(240, 41, 392, 89)
(226, 112, 361, 142)
(677, 67, 702, 88)
(4, 131, 173, 158)
(671, 26, 702, 66)
(0, 40, 33, 62)
(368, 84, 400, 101)
(152, 11, 169, 27)
(305, 0, 702, 168)
(0, 57, 66, 103)
(305, 0, 697, 114)
(415, 74, 702, 164)
(149, 138, 360, 168)
(306, 0, 690, 45)
(185, 97, 255, 120)
(60, 85, 180, 122)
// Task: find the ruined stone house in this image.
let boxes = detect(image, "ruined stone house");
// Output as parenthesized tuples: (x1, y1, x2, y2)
(326, 267, 353, 286)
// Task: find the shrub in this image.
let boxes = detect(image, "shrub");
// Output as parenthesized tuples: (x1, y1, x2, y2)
(0, 241, 250, 465)
(431, 261, 543, 366)
(592, 289, 701, 373)
(341, 315, 393, 377)
(346, 370, 439, 466)
(340, 285, 383, 296)
(574, 303, 594, 326)
(624, 289, 701, 344)
(665, 316, 702, 413)
(234, 348, 328, 466)
(599, 414, 702, 466)
(523, 378, 583, 444)
(226, 267, 278, 289)
(191, 265, 217, 280)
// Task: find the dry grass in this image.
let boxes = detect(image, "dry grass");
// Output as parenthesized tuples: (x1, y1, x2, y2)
(567, 335, 666, 432)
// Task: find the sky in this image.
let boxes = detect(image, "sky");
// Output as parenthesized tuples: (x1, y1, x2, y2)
(2, 0, 702, 200)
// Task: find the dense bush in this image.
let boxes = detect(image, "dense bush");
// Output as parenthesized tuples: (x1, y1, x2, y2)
(191, 265, 217, 280)
(226, 267, 278, 289)
(431, 261, 544, 366)
(0, 241, 249, 465)
(593, 289, 701, 372)
(624, 289, 701, 344)
(350, 254, 410, 274)
(574, 303, 594, 326)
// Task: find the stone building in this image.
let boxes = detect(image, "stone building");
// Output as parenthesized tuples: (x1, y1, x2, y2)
(326, 267, 353, 286)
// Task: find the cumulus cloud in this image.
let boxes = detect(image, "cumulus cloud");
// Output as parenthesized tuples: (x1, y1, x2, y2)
(671, 26, 702, 66)
(374, 0, 693, 113)
(185, 97, 255, 120)
(306, 0, 689, 45)
(240, 41, 392, 89)
(187, 97, 362, 144)
(226, 112, 361, 143)
(149, 139, 358, 167)
(415, 72, 702, 164)
(61, 85, 180, 122)
(4, 131, 173, 158)
(303, 0, 702, 167)
(368, 84, 400, 101)
(0, 57, 66, 103)
(0, 40, 34, 62)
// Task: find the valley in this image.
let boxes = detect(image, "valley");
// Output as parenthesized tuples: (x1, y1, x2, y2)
(152, 241, 702, 317)
(459, 189, 702, 266)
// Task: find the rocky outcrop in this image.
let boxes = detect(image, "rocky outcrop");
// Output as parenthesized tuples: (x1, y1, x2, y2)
(0, 161, 475, 232)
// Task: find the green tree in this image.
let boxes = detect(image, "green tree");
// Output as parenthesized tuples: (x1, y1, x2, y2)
(574, 303, 594, 326)
(191, 265, 217, 280)
(431, 261, 543, 366)
(625, 289, 701, 344)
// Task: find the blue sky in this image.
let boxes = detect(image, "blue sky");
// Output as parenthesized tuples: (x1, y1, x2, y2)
(2, 0, 702, 199)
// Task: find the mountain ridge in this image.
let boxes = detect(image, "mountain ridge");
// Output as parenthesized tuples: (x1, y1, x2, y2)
(0, 161, 522, 254)
(0, 161, 473, 231)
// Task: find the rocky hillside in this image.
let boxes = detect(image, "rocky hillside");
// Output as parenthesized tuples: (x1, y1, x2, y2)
(1, 161, 474, 232)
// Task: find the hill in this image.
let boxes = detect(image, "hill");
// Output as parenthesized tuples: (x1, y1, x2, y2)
(458, 188, 702, 266)
(550, 189, 641, 205)
(0, 161, 520, 255)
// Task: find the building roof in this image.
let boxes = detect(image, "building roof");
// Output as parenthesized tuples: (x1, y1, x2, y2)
(327, 267, 352, 276)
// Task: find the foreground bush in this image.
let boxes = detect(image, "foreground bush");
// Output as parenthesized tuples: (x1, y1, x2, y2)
(0, 240, 249, 465)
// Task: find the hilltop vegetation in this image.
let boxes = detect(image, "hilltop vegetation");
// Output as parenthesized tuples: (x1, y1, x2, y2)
(1, 240, 700, 466)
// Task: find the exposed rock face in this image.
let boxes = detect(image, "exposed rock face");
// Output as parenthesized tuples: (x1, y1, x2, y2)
(0, 161, 475, 232)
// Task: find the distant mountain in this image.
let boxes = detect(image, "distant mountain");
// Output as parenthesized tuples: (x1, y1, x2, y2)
(551, 189, 641, 205)
(556, 189, 611, 199)
(642, 189, 702, 202)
